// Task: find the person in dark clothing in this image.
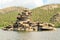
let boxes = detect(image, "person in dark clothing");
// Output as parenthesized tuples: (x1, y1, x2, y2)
(13, 22, 18, 28)
(36, 22, 43, 31)
(6, 25, 13, 28)
(17, 13, 22, 20)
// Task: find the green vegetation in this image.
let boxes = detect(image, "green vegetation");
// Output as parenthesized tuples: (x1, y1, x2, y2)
(0, 4, 60, 28)
(31, 4, 60, 27)
(0, 11, 18, 28)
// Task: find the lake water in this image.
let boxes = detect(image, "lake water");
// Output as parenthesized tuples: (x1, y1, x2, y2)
(0, 28, 60, 40)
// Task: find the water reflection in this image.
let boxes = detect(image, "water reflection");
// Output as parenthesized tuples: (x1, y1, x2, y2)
(0, 28, 60, 40)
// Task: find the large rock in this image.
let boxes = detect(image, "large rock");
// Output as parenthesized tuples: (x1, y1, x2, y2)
(2, 8, 55, 31)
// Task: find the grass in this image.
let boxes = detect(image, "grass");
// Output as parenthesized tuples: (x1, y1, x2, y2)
(0, 11, 18, 28)
(0, 4, 60, 28)
(31, 7, 60, 27)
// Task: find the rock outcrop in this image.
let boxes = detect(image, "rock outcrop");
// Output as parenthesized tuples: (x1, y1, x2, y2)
(2, 8, 55, 31)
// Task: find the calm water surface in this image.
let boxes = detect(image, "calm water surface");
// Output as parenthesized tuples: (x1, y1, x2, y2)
(0, 28, 60, 40)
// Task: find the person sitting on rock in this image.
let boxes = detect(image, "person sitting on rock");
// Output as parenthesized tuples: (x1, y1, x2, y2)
(3, 25, 13, 30)
(17, 13, 22, 20)
(13, 22, 18, 28)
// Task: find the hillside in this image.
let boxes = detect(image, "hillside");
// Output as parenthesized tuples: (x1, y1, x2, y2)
(31, 4, 60, 27)
(0, 7, 25, 27)
(0, 4, 60, 27)
(0, 7, 25, 14)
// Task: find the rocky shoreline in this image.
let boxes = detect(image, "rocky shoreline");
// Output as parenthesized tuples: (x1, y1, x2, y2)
(2, 8, 56, 31)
